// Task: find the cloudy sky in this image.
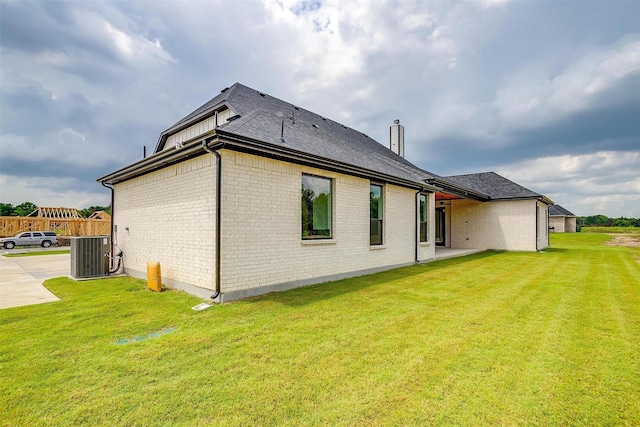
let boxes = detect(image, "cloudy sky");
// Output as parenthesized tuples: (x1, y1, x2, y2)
(1, 0, 639, 217)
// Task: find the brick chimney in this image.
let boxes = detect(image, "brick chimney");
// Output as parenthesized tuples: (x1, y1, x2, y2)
(390, 119, 404, 157)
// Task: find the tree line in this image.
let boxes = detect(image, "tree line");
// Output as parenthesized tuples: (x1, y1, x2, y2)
(0, 202, 111, 218)
(578, 215, 640, 227)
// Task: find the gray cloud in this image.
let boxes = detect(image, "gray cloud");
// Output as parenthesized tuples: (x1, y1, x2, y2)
(1, 0, 638, 216)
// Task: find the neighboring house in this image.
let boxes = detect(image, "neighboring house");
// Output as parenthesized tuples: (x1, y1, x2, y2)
(98, 83, 552, 302)
(549, 205, 577, 232)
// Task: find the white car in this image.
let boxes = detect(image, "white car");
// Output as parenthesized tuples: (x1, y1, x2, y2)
(0, 231, 59, 249)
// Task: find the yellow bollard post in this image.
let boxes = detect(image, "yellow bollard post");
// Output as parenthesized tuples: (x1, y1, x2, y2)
(146, 261, 163, 292)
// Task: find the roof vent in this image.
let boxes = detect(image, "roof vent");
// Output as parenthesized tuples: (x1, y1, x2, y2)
(227, 114, 241, 122)
(258, 92, 266, 97)
(390, 119, 405, 158)
(312, 124, 319, 129)
(220, 87, 229, 93)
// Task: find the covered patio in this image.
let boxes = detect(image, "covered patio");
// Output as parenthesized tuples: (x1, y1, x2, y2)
(434, 247, 485, 261)
(426, 172, 552, 252)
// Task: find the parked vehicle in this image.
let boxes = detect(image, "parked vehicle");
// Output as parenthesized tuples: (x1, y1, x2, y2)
(0, 231, 59, 249)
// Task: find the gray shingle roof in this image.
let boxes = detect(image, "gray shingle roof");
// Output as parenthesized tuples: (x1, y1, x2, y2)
(157, 83, 437, 186)
(100, 82, 551, 206)
(443, 172, 544, 200)
(549, 205, 576, 216)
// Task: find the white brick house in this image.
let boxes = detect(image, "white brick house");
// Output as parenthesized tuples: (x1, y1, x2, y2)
(99, 83, 552, 302)
(549, 205, 577, 232)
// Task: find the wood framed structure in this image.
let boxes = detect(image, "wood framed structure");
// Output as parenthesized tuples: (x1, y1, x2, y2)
(0, 207, 110, 237)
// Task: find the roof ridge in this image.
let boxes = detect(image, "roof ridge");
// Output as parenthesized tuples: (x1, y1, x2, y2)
(166, 82, 247, 130)
(445, 171, 497, 178)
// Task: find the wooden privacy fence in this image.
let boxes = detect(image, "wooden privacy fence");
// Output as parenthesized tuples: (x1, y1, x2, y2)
(0, 216, 111, 237)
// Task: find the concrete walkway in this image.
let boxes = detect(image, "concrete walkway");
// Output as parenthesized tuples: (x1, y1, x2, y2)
(434, 247, 485, 261)
(0, 253, 70, 309)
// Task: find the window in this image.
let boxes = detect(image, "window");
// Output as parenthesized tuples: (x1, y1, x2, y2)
(419, 194, 428, 242)
(370, 184, 383, 245)
(302, 174, 332, 239)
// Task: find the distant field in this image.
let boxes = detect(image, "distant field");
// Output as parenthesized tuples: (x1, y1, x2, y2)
(580, 226, 640, 234)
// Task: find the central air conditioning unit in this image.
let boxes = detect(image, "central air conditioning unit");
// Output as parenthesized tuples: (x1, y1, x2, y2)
(70, 236, 110, 279)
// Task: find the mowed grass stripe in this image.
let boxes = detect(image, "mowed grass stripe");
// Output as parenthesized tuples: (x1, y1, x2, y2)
(550, 241, 639, 425)
(410, 252, 576, 424)
(1, 233, 638, 426)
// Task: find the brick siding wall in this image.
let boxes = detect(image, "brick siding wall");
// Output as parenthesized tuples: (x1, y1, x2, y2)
(113, 155, 217, 290)
(112, 150, 435, 298)
(220, 151, 434, 293)
(549, 216, 576, 233)
(549, 216, 565, 232)
(449, 198, 544, 251)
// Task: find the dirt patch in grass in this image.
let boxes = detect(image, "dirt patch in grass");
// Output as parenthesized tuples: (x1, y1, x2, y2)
(604, 233, 640, 248)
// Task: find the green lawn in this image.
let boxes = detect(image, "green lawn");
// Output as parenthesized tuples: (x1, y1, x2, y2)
(3, 249, 71, 257)
(1, 234, 638, 426)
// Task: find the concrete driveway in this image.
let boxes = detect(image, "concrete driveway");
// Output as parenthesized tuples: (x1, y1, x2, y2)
(0, 251, 70, 309)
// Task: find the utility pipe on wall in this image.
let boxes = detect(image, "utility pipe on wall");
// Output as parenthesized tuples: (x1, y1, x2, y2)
(100, 181, 117, 275)
(415, 190, 421, 263)
(202, 137, 224, 301)
(535, 201, 540, 251)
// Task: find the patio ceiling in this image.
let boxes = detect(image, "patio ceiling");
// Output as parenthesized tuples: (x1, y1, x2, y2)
(435, 192, 464, 201)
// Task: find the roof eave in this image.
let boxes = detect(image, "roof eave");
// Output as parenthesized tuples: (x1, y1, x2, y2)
(213, 129, 440, 191)
(99, 130, 440, 192)
(487, 195, 554, 204)
(540, 195, 554, 205)
(426, 177, 491, 201)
